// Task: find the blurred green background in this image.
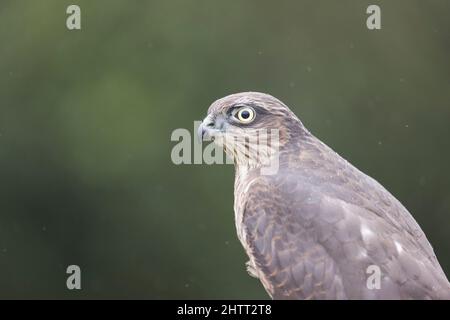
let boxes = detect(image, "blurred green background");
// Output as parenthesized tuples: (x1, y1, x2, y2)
(0, 0, 449, 299)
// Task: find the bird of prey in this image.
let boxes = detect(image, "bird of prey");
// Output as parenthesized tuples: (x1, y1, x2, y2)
(198, 92, 450, 300)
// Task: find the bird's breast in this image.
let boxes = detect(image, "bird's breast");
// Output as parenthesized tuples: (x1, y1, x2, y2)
(233, 173, 260, 251)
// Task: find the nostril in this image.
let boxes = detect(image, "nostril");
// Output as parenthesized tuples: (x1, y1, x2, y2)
(205, 121, 215, 128)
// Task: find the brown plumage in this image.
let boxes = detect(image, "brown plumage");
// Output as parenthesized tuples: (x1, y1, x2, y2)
(198, 92, 450, 299)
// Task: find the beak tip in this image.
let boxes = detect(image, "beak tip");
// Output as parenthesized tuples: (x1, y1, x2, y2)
(197, 123, 205, 143)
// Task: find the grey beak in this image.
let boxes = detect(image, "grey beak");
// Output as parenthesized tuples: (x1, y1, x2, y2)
(197, 122, 205, 142)
(197, 115, 216, 142)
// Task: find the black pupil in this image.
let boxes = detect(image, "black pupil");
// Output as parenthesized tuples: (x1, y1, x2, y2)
(240, 110, 250, 119)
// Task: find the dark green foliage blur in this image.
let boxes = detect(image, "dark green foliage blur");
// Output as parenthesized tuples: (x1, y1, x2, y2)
(0, 0, 449, 299)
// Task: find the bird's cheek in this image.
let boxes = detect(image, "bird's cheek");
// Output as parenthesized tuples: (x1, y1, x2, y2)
(214, 117, 224, 129)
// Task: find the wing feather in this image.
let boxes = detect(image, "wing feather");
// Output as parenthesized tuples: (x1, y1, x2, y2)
(239, 171, 450, 299)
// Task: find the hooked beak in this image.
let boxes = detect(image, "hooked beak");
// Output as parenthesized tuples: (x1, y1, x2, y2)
(197, 114, 216, 142)
(197, 123, 206, 142)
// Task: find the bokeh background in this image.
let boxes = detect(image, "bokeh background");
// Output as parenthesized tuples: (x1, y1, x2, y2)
(0, 0, 449, 299)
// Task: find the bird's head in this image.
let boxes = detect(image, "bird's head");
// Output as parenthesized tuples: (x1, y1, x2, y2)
(198, 92, 307, 170)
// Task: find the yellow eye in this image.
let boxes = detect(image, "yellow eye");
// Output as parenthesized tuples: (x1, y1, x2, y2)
(235, 107, 255, 123)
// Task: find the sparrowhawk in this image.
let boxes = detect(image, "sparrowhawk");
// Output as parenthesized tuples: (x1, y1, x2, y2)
(198, 92, 450, 300)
